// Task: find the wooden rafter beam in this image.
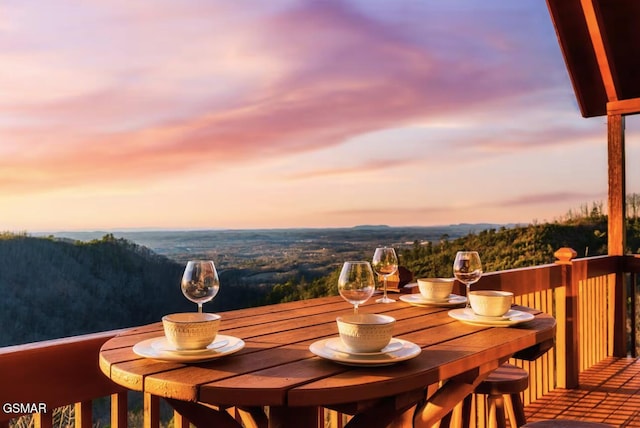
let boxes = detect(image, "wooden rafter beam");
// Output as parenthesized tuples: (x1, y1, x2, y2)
(580, 0, 618, 101)
(607, 98, 640, 116)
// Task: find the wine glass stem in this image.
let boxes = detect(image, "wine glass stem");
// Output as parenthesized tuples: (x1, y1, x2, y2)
(198, 303, 203, 313)
(383, 276, 388, 299)
(354, 304, 359, 315)
(466, 284, 471, 309)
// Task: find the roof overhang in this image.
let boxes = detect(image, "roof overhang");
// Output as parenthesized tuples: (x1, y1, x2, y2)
(546, 0, 640, 117)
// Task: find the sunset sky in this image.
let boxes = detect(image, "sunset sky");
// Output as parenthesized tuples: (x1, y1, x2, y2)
(2, 0, 638, 232)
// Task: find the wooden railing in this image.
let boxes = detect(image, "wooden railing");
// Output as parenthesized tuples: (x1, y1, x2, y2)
(0, 330, 128, 428)
(2, 251, 639, 428)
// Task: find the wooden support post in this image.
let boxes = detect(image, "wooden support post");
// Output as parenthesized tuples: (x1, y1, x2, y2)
(607, 112, 628, 357)
(555, 248, 579, 388)
(607, 113, 626, 256)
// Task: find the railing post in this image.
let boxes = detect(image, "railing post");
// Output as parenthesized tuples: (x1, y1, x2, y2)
(555, 247, 579, 389)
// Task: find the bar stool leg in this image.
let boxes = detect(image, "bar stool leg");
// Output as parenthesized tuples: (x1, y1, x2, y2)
(510, 393, 527, 427)
(487, 394, 507, 428)
(461, 394, 472, 428)
(439, 410, 453, 428)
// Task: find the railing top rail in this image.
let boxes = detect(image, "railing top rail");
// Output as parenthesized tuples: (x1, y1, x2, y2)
(477, 262, 564, 295)
(623, 253, 640, 273)
(0, 328, 131, 355)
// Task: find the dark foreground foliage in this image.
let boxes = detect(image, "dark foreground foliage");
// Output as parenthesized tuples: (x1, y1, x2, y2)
(0, 233, 262, 347)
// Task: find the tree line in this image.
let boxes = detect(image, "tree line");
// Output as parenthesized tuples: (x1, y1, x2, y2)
(264, 215, 640, 303)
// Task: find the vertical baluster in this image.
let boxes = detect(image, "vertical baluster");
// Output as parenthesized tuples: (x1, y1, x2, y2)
(144, 393, 160, 428)
(111, 391, 128, 428)
(173, 409, 191, 428)
(75, 401, 92, 428)
(34, 411, 53, 428)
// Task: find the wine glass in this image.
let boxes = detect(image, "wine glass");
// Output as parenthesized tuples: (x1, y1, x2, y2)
(181, 260, 220, 313)
(338, 261, 375, 314)
(452, 251, 483, 309)
(372, 247, 398, 304)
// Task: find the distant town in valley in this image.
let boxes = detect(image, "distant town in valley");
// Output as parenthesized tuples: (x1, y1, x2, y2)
(37, 224, 513, 286)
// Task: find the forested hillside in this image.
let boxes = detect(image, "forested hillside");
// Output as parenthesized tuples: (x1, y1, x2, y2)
(0, 233, 262, 347)
(0, 234, 185, 346)
(264, 216, 640, 303)
(399, 218, 628, 278)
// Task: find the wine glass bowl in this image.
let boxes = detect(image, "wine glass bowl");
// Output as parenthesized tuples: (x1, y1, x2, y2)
(338, 261, 376, 314)
(372, 247, 398, 304)
(181, 260, 220, 313)
(452, 251, 483, 309)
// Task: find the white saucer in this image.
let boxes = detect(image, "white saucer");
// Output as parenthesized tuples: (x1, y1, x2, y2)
(151, 337, 229, 355)
(448, 308, 535, 327)
(324, 337, 404, 356)
(133, 334, 244, 362)
(400, 293, 467, 307)
(309, 337, 421, 366)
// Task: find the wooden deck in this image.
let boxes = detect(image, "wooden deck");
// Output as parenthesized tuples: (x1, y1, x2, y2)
(525, 357, 640, 427)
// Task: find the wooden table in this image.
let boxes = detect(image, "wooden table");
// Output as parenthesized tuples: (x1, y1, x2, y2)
(99, 294, 556, 428)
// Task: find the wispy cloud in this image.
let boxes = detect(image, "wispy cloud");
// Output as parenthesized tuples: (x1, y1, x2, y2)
(497, 191, 606, 208)
(1, 0, 570, 195)
(1, 0, 611, 230)
(284, 157, 418, 180)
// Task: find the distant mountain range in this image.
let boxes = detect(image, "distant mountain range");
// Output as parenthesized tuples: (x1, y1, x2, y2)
(35, 223, 518, 261)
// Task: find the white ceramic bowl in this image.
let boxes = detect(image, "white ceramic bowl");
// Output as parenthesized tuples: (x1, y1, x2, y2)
(468, 290, 513, 317)
(336, 313, 395, 353)
(417, 278, 455, 301)
(162, 312, 221, 350)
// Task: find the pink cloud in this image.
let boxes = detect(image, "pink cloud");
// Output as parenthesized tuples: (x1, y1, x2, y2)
(283, 157, 418, 180)
(1, 1, 573, 195)
(322, 190, 606, 225)
(497, 192, 605, 207)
